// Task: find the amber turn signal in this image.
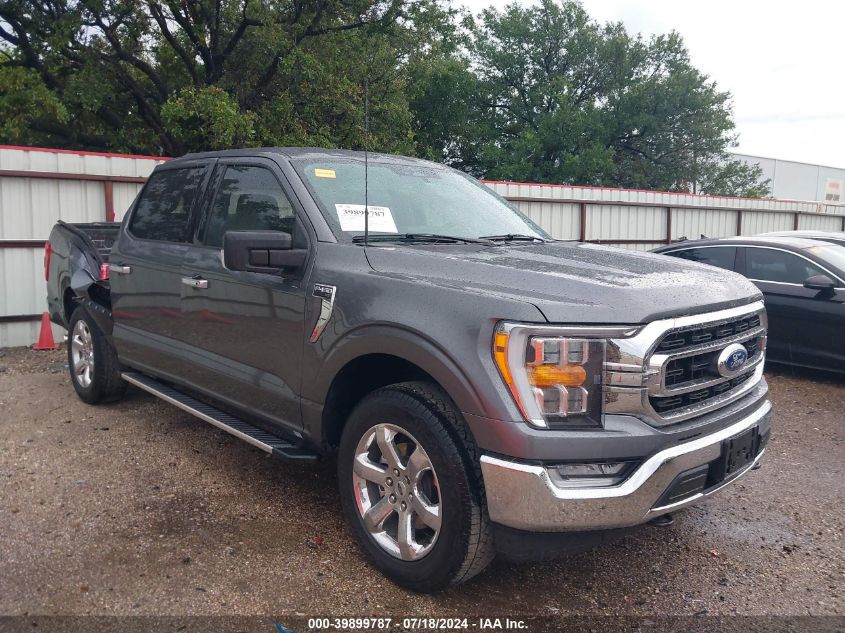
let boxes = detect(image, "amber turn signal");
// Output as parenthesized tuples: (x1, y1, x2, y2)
(493, 331, 513, 386)
(528, 363, 587, 388)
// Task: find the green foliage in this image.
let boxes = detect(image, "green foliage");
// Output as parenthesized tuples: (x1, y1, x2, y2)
(253, 31, 415, 154)
(0, 0, 409, 155)
(449, 0, 768, 195)
(697, 158, 771, 198)
(0, 0, 769, 197)
(0, 64, 68, 139)
(161, 86, 255, 150)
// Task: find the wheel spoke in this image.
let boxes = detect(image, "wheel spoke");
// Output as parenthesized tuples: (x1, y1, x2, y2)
(412, 495, 441, 531)
(353, 454, 388, 485)
(375, 425, 403, 470)
(362, 495, 394, 533)
(397, 509, 421, 560)
(406, 446, 430, 483)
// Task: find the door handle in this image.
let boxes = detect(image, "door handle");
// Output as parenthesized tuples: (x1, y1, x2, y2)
(182, 276, 209, 289)
(110, 264, 132, 275)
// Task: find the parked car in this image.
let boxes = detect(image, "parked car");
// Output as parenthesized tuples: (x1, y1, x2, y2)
(654, 236, 845, 373)
(47, 148, 772, 591)
(758, 230, 845, 248)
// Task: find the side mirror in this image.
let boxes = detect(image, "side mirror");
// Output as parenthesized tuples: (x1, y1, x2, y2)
(223, 230, 306, 274)
(803, 274, 836, 291)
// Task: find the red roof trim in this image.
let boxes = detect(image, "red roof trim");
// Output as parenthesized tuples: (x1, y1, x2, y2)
(0, 145, 170, 161)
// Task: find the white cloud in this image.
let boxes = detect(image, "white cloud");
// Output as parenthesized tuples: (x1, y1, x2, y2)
(460, 0, 845, 168)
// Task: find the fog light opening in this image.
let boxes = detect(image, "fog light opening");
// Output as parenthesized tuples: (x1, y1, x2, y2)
(548, 461, 635, 488)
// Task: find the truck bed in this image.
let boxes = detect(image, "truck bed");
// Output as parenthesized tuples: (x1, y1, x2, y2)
(46, 221, 120, 329)
(56, 221, 120, 263)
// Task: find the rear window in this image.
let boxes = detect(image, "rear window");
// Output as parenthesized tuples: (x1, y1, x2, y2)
(129, 167, 206, 242)
(669, 246, 736, 271)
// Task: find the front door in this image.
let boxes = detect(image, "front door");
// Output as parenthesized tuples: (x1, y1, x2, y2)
(741, 246, 845, 370)
(177, 159, 311, 433)
(110, 161, 213, 378)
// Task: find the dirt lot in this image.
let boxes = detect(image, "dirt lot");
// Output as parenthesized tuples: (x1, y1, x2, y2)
(1, 346, 842, 627)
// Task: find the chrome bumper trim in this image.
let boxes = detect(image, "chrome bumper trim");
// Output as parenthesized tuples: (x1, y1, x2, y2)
(480, 399, 772, 532)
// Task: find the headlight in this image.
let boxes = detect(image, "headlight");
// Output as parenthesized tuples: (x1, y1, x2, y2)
(492, 322, 632, 429)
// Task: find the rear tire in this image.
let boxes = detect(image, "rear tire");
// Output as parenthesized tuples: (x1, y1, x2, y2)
(338, 381, 495, 592)
(67, 305, 126, 404)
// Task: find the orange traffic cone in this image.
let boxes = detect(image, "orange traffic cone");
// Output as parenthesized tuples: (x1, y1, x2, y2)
(32, 312, 57, 350)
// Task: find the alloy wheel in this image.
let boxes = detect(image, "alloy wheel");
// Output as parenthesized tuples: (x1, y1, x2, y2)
(70, 319, 94, 388)
(352, 423, 442, 561)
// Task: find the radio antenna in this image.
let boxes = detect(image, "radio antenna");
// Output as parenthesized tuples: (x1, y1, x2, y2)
(363, 74, 370, 247)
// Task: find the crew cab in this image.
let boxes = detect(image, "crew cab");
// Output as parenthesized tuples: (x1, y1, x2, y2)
(46, 148, 773, 591)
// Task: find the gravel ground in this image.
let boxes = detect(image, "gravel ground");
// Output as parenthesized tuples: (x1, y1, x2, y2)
(0, 346, 842, 627)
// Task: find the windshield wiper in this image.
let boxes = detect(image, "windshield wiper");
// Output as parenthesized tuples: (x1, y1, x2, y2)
(478, 233, 548, 243)
(352, 233, 494, 245)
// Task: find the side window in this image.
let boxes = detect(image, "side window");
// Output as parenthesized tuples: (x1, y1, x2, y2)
(745, 248, 825, 284)
(670, 247, 736, 271)
(203, 165, 297, 247)
(129, 167, 206, 242)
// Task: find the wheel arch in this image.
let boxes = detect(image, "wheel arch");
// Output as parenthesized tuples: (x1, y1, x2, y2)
(312, 326, 487, 450)
(62, 284, 77, 325)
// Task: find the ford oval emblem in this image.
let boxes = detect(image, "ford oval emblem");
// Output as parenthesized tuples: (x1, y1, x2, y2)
(717, 343, 749, 377)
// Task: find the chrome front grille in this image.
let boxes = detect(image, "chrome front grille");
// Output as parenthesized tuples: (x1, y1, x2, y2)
(651, 370, 754, 414)
(655, 314, 761, 353)
(604, 301, 767, 427)
(664, 337, 761, 387)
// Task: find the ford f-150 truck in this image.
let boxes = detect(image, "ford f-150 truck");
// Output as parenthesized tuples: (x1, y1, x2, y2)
(46, 148, 772, 592)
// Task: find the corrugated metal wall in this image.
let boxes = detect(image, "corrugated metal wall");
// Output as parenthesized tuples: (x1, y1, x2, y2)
(0, 146, 168, 347)
(487, 181, 845, 250)
(1, 147, 844, 347)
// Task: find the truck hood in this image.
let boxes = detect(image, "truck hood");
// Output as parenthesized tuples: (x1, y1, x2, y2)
(364, 241, 762, 324)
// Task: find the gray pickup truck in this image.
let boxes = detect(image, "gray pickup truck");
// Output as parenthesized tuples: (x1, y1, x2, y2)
(46, 148, 772, 592)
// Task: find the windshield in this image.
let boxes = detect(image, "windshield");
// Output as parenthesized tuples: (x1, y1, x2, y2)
(807, 244, 845, 278)
(292, 156, 549, 242)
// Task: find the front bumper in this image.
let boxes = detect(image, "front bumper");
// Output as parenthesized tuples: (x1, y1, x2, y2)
(480, 399, 772, 532)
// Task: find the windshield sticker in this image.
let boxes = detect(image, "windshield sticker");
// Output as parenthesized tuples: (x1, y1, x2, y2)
(314, 168, 336, 179)
(335, 204, 398, 233)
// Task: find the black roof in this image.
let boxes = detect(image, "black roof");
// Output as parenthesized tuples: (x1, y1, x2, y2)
(171, 146, 435, 167)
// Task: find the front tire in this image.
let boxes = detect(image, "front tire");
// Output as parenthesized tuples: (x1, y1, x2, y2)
(338, 381, 495, 592)
(67, 305, 126, 404)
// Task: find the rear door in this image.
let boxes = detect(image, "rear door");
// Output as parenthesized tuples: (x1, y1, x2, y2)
(176, 158, 312, 433)
(738, 246, 845, 370)
(110, 161, 213, 378)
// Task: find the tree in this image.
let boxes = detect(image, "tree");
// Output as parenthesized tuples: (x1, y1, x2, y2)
(0, 0, 409, 155)
(696, 157, 771, 198)
(411, 0, 769, 195)
(0, 0, 770, 197)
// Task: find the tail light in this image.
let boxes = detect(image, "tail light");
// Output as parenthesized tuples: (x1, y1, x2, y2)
(44, 241, 52, 281)
(99, 263, 110, 280)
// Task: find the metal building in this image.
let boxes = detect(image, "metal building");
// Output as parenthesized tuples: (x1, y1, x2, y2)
(732, 153, 845, 203)
(1, 146, 844, 347)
